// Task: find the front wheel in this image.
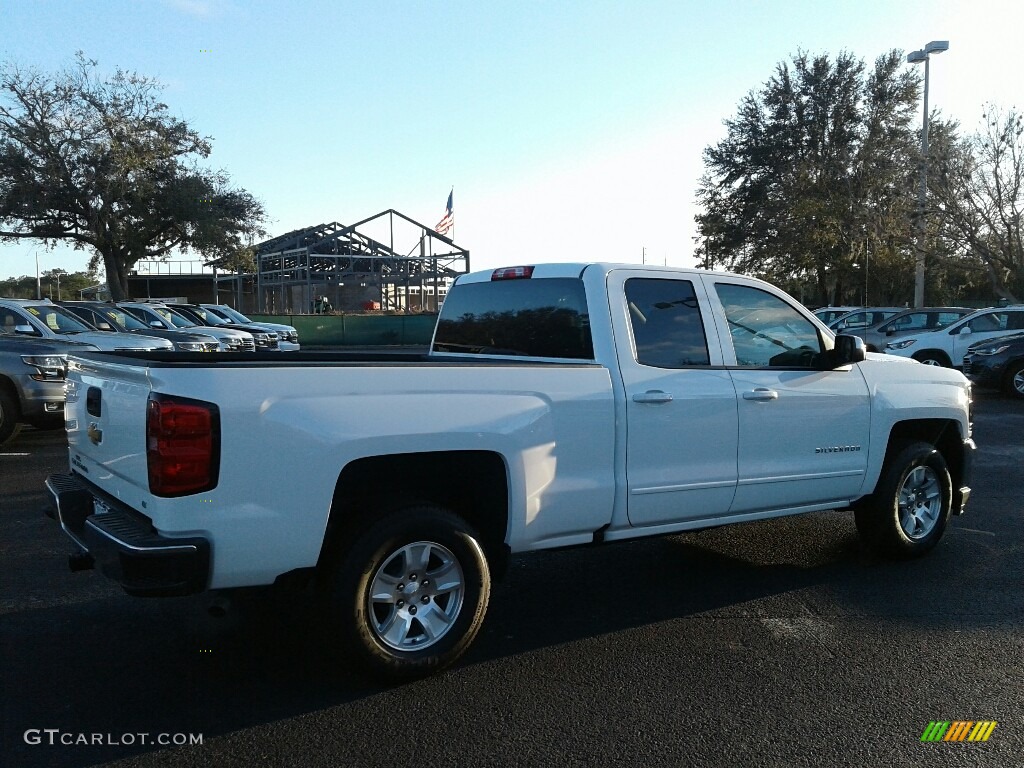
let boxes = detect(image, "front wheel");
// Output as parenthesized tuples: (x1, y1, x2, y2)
(912, 350, 951, 367)
(1004, 361, 1024, 399)
(325, 505, 491, 680)
(854, 441, 952, 558)
(0, 389, 22, 448)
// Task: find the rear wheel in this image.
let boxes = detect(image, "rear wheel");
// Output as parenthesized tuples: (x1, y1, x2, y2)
(855, 440, 952, 558)
(0, 389, 22, 447)
(1004, 361, 1024, 399)
(325, 504, 491, 680)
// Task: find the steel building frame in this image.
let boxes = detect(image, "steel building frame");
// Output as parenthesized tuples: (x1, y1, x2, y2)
(237, 210, 469, 313)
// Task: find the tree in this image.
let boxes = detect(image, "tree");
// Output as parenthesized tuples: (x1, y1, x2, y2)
(0, 269, 95, 299)
(0, 53, 267, 300)
(694, 50, 923, 306)
(931, 106, 1024, 302)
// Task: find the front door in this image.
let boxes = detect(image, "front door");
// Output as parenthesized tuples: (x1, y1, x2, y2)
(704, 277, 871, 514)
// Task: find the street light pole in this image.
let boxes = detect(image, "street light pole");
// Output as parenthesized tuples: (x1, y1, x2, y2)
(907, 40, 949, 308)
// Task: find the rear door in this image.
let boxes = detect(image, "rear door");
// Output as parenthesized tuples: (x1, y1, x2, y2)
(609, 269, 738, 527)
(703, 275, 871, 514)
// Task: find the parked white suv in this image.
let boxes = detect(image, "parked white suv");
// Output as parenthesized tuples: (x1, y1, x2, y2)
(885, 306, 1024, 367)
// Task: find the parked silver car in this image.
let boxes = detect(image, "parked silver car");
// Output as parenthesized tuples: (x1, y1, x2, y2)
(855, 307, 974, 352)
(119, 302, 254, 351)
(812, 306, 861, 326)
(200, 304, 300, 350)
(0, 333, 99, 446)
(0, 298, 173, 351)
(59, 302, 221, 352)
(828, 307, 905, 332)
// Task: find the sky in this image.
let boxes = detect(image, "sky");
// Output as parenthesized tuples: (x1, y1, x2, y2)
(2, 0, 1021, 281)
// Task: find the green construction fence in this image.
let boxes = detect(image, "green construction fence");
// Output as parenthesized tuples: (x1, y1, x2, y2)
(249, 314, 438, 347)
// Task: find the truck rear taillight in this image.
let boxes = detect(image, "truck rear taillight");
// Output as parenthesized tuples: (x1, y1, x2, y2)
(147, 395, 220, 497)
(491, 266, 535, 280)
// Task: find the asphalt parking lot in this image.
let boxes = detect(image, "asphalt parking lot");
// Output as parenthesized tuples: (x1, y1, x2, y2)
(1, 392, 1022, 768)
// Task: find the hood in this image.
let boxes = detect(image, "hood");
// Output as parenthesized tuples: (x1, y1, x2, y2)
(66, 331, 173, 351)
(864, 351, 917, 365)
(0, 335, 99, 354)
(968, 331, 1024, 352)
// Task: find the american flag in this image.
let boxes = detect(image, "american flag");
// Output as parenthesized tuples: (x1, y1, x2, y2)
(435, 190, 454, 235)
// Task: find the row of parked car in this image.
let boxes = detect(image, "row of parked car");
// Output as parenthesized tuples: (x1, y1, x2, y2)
(0, 298, 300, 446)
(812, 304, 1024, 399)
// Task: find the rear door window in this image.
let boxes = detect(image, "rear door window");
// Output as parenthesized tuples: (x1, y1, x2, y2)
(624, 278, 710, 367)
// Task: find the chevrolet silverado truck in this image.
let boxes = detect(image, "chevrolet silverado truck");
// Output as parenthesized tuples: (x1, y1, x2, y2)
(45, 263, 975, 679)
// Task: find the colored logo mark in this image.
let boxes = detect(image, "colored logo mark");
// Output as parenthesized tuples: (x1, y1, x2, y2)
(920, 721, 997, 742)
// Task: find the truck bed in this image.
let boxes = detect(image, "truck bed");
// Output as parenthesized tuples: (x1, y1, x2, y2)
(70, 349, 604, 368)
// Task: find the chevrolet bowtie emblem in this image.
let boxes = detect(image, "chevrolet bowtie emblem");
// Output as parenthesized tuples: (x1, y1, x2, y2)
(87, 422, 103, 445)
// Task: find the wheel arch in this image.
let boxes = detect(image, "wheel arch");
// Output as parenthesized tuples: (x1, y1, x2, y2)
(318, 450, 510, 577)
(1001, 356, 1024, 396)
(912, 349, 952, 367)
(0, 375, 22, 419)
(883, 419, 966, 513)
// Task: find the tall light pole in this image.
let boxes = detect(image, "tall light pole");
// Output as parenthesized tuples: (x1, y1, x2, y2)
(907, 40, 949, 308)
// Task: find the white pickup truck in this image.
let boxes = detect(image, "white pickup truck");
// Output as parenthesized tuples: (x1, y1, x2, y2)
(46, 263, 975, 678)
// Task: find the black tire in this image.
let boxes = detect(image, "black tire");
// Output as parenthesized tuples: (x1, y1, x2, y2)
(1004, 360, 1024, 400)
(25, 414, 65, 431)
(854, 440, 952, 558)
(325, 504, 490, 680)
(0, 389, 22, 448)
(912, 350, 951, 367)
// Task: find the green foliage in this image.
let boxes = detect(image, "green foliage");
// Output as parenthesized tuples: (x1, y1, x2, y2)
(0, 53, 267, 300)
(0, 269, 95, 299)
(695, 50, 923, 306)
(931, 105, 1024, 302)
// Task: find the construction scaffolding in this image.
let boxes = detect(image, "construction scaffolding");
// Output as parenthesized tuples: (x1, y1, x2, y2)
(219, 209, 469, 314)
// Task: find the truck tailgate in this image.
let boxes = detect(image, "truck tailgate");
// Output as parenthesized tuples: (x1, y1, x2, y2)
(65, 356, 154, 506)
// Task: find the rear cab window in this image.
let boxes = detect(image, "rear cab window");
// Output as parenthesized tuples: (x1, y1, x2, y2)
(432, 276, 594, 360)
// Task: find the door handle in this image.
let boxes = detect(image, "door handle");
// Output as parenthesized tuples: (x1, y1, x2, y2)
(742, 388, 779, 401)
(632, 390, 674, 404)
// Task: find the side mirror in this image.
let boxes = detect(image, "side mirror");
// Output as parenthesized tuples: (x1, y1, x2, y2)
(885, 329, 895, 336)
(833, 334, 866, 367)
(14, 323, 38, 336)
(959, 326, 972, 335)
(149, 320, 164, 329)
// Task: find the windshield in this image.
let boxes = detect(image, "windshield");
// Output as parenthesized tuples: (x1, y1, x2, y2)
(210, 305, 250, 323)
(187, 307, 227, 325)
(24, 305, 94, 334)
(99, 308, 148, 330)
(153, 307, 197, 328)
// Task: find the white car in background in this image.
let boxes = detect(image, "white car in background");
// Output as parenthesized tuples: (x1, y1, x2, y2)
(885, 306, 1024, 367)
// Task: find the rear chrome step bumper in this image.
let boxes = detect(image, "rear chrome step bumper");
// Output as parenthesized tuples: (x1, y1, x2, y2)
(45, 473, 210, 596)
